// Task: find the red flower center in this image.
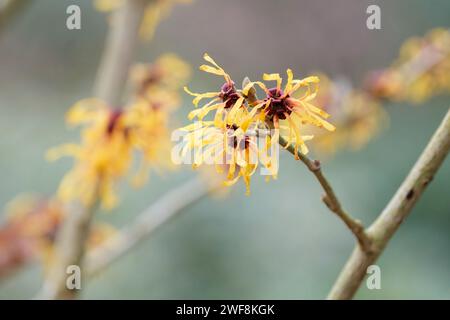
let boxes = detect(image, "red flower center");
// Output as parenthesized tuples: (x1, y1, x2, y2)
(219, 82, 240, 108)
(265, 88, 292, 120)
(106, 109, 123, 136)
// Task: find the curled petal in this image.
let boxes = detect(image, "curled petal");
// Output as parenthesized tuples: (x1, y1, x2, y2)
(184, 87, 219, 107)
(199, 65, 226, 76)
(263, 73, 282, 90)
(284, 69, 294, 94)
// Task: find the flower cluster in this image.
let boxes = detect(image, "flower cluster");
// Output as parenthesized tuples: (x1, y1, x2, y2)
(0, 195, 117, 277)
(366, 28, 450, 103)
(48, 54, 190, 209)
(0, 195, 62, 277)
(131, 53, 191, 110)
(95, 0, 191, 40)
(177, 54, 335, 194)
(310, 74, 388, 155)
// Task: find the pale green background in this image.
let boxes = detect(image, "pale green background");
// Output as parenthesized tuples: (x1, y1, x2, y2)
(0, 0, 449, 299)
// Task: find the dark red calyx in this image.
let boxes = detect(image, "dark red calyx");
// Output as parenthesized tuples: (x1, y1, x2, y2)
(219, 82, 240, 109)
(265, 87, 291, 120)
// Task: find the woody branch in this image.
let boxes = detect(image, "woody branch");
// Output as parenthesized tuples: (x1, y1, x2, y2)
(243, 77, 372, 251)
(328, 107, 450, 299)
(37, 0, 148, 300)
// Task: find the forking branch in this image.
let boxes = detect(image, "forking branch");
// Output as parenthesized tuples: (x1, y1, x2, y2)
(328, 107, 450, 299)
(244, 76, 450, 299)
(279, 135, 373, 252)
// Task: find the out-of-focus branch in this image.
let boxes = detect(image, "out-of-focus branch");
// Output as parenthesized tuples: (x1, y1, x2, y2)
(328, 107, 450, 300)
(37, 199, 98, 299)
(37, 0, 147, 300)
(95, 0, 151, 104)
(279, 136, 373, 252)
(0, 0, 30, 36)
(86, 177, 219, 276)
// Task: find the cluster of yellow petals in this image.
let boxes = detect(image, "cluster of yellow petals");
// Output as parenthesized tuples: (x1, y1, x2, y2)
(94, 0, 192, 40)
(0, 195, 63, 277)
(243, 70, 335, 156)
(179, 54, 334, 194)
(179, 106, 275, 195)
(367, 28, 450, 103)
(47, 100, 135, 210)
(131, 53, 191, 110)
(48, 54, 190, 209)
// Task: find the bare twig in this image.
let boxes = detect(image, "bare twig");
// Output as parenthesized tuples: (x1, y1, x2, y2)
(242, 76, 372, 251)
(279, 136, 372, 251)
(327, 107, 450, 299)
(37, 0, 147, 300)
(85, 177, 220, 276)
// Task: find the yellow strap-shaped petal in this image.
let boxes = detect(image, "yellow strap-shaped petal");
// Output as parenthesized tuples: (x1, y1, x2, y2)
(199, 65, 225, 76)
(284, 69, 294, 93)
(203, 53, 223, 71)
(301, 101, 330, 118)
(263, 73, 282, 90)
(226, 97, 244, 124)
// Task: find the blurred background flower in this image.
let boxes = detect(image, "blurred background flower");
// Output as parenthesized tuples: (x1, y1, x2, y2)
(0, 194, 116, 279)
(310, 74, 388, 156)
(366, 28, 450, 103)
(0, 0, 449, 299)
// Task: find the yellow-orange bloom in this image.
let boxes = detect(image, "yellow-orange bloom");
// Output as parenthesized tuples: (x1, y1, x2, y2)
(0, 195, 63, 277)
(243, 70, 335, 157)
(47, 96, 175, 209)
(131, 53, 191, 101)
(178, 108, 277, 195)
(47, 100, 134, 209)
(0, 194, 118, 276)
(185, 53, 246, 124)
(126, 98, 174, 187)
(177, 55, 328, 194)
(49, 53, 189, 209)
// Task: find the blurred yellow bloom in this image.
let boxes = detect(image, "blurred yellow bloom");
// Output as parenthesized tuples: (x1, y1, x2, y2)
(49, 53, 189, 210)
(94, 0, 123, 11)
(131, 53, 191, 112)
(132, 53, 191, 94)
(48, 96, 175, 209)
(366, 28, 450, 103)
(126, 98, 174, 187)
(312, 75, 388, 155)
(48, 100, 133, 210)
(0, 195, 63, 277)
(94, 0, 191, 40)
(0, 194, 119, 276)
